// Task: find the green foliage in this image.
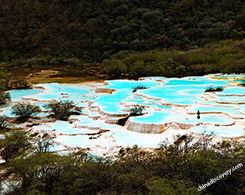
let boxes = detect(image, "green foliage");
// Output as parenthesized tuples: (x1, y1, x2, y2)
(1, 76, 31, 90)
(128, 60, 145, 79)
(36, 135, 54, 153)
(100, 40, 245, 79)
(146, 177, 198, 195)
(44, 100, 81, 120)
(7, 152, 68, 194)
(1, 75, 12, 90)
(0, 65, 5, 76)
(0, 130, 31, 162)
(102, 59, 127, 78)
(11, 79, 30, 89)
(205, 86, 224, 92)
(132, 85, 148, 92)
(11, 102, 41, 120)
(1, 0, 245, 65)
(220, 140, 232, 148)
(1, 133, 244, 194)
(175, 65, 187, 76)
(0, 115, 9, 131)
(130, 105, 145, 116)
(0, 91, 11, 105)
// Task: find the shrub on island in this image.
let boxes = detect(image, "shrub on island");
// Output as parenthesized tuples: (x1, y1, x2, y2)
(44, 100, 81, 120)
(132, 85, 148, 92)
(11, 102, 41, 121)
(118, 105, 146, 126)
(130, 105, 146, 116)
(205, 86, 224, 92)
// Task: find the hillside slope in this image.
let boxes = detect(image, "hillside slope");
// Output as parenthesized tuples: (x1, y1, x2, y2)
(0, 0, 245, 63)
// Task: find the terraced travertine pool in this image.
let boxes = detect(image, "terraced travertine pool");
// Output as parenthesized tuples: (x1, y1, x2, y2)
(0, 74, 244, 155)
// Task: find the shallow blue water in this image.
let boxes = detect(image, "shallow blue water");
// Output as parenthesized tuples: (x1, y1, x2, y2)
(220, 87, 245, 95)
(93, 90, 130, 114)
(144, 103, 172, 110)
(2, 75, 244, 142)
(179, 114, 234, 125)
(35, 120, 99, 134)
(215, 96, 245, 103)
(189, 105, 244, 118)
(102, 79, 158, 90)
(165, 77, 229, 86)
(132, 112, 171, 123)
(113, 129, 166, 147)
(9, 88, 43, 102)
(0, 104, 13, 117)
(180, 89, 205, 95)
(55, 135, 97, 148)
(235, 79, 245, 83)
(137, 86, 201, 105)
(0, 103, 47, 117)
(30, 83, 94, 102)
(190, 125, 245, 137)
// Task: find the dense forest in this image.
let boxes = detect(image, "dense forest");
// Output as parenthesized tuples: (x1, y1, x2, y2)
(0, 130, 244, 195)
(0, 0, 245, 66)
(103, 41, 245, 78)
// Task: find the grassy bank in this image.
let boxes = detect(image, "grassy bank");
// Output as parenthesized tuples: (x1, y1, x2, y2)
(1, 40, 245, 85)
(103, 40, 245, 78)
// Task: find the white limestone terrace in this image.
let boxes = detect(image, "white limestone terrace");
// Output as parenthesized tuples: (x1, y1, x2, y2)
(0, 74, 245, 156)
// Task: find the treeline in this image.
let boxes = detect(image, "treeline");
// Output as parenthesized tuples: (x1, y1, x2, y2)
(2, 40, 245, 80)
(103, 40, 245, 78)
(0, 130, 244, 194)
(0, 0, 245, 63)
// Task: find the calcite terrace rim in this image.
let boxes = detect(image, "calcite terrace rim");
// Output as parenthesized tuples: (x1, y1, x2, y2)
(1, 74, 245, 156)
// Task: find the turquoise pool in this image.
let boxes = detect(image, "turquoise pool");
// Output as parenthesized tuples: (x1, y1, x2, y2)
(190, 125, 245, 137)
(34, 120, 99, 134)
(9, 88, 43, 102)
(102, 79, 158, 90)
(1, 74, 244, 153)
(131, 112, 171, 124)
(188, 105, 244, 118)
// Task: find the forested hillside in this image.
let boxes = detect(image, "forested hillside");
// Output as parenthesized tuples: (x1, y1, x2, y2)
(1, 0, 245, 63)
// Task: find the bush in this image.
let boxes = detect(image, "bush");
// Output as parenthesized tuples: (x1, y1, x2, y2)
(0, 130, 31, 162)
(44, 100, 81, 120)
(132, 85, 148, 92)
(205, 86, 224, 92)
(0, 115, 9, 130)
(128, 60, 146, 79)
(11, 102, 41, 120)
(146, 177, 198, 195)
(2, 134, 244, 195)
(0, 75, 11, 90)
(102, 59, 127, 78)
(36, 135, 54, 153)
(130, 105, 146, 116)
(0, 91, 11, 105)
(11, 79, 30, 89)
